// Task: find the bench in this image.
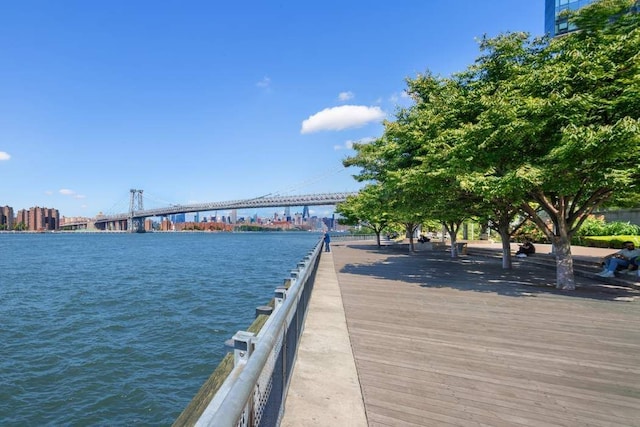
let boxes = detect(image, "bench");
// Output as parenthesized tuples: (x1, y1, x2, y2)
(456, 242, 468, 255)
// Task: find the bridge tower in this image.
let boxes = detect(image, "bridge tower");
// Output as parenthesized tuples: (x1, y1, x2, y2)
(302, 205, 310, 220)
(128, 189, 145, 233)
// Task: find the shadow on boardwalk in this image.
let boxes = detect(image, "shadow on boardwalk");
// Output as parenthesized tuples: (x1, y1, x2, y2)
(331, 241, 640, 426)
(339, 243, 640, 303)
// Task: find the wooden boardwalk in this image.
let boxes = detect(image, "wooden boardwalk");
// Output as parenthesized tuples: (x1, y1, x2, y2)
(331, 241, 640, 427)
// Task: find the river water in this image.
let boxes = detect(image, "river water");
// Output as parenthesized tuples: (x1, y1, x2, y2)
(0, 231, 321, 426)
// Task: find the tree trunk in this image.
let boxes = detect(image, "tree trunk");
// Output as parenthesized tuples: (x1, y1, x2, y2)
(552, 236, 576, 290)
(406, 224, 416, 252)
(443, 221, 463, 259)
(375, 231, 381, 247)
(499, 227, 513, 270)
(449, 233, 458, 258)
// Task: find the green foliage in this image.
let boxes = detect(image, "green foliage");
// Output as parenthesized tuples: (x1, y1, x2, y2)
(235, 225, 281, 232)
(574, 216, 608, 237)
(604, 221, 640, 236)
(341, 0, 640, 283)
(335, 184, 392, 233)
(583, 235, 640, 248)
(512, 220, 549, 243)
(574, 215, 640, 236)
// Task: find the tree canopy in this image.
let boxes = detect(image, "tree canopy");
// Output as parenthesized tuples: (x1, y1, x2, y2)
(342, 0, 639, 289)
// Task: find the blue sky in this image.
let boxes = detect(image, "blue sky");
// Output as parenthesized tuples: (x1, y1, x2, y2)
(0, 1, 544, 219)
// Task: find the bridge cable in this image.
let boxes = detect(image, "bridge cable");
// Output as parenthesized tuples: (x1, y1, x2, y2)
(268, 165, 348, 197)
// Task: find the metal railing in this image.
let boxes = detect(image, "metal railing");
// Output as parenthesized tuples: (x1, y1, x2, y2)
(329, 233, 378, 241)
(188, 238, 323, 427)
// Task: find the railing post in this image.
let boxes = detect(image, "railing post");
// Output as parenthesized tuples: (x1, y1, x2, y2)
(233, 331, 255, 367)
(255, 306, 273, 317)
(274, 287, 287, 308)
(232, 331, 256, 425)
(290, 270, 299, 281)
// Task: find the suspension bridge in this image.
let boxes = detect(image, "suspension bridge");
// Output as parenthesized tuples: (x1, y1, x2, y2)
(61, 189, 358, 232)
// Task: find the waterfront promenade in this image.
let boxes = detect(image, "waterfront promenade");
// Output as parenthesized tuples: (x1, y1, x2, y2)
(283, 240, 640, 426)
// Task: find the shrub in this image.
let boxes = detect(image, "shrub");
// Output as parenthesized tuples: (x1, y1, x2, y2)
(512, 220, 548, 243)
(574, 215, 607, 237)
(583, 236, 640, 248)
(604, 221, 640, 236)
(575, 215, 640, 236)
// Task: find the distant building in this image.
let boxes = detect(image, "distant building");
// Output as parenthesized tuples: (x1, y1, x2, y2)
(545, 0, 596, 37)
(161, 218, 172, 231)
(61, 216, 92, 225)
(545, 0, 639, 37)
(0, 205, 14, 229)
(15, 209, 28, 228)
(171, 213, 186, 223)
(15, 206, 60, 231)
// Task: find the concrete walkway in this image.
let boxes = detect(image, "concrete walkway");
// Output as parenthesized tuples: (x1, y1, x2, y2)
(280, 250, 367, 427)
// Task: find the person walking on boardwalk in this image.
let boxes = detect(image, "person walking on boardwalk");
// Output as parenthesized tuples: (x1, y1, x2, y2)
(323, 232, 331, 252)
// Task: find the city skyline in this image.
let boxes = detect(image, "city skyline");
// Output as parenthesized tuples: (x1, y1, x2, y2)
(1, 1, 543, 218)
(1, 190, 351, 227)
(0, 199, 335, 232)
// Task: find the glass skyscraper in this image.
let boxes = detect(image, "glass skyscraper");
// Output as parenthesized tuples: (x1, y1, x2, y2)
(545, 0, 596, 36)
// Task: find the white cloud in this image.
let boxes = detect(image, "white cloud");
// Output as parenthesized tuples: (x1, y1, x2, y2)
(301, 105, 385, 134)
(334, 136, 376, 151)
(59, 189, 76, 196)
(74, 194, 86, 199)
(256, 76, 271, 89)
(0, 151, 10, 161)
(338, 91, 354, 101)
(45, 190, 53, 195)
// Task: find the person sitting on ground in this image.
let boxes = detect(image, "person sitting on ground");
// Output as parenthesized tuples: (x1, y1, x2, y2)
(515, 239, 536, 258)
(597, 241, 640, 278)
(418, 235, 430, 243)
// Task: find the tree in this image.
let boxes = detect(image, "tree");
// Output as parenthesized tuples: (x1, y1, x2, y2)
(344, 111, 432, 253)
(393, 72, 485, 258)
(383, 174, 431, 252)
(442, 32, 543, 269)
(336, 184, 391, 247)
(459, 0, 640, 289)
(345, 71, 484, 257)
(344, 0, 639, 284)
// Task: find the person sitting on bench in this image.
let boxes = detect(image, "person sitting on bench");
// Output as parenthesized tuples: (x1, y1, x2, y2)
(597, 241, 640, 278)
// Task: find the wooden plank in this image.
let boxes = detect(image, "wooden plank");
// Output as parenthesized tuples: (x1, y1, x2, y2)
(331, 242, 640, 427)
